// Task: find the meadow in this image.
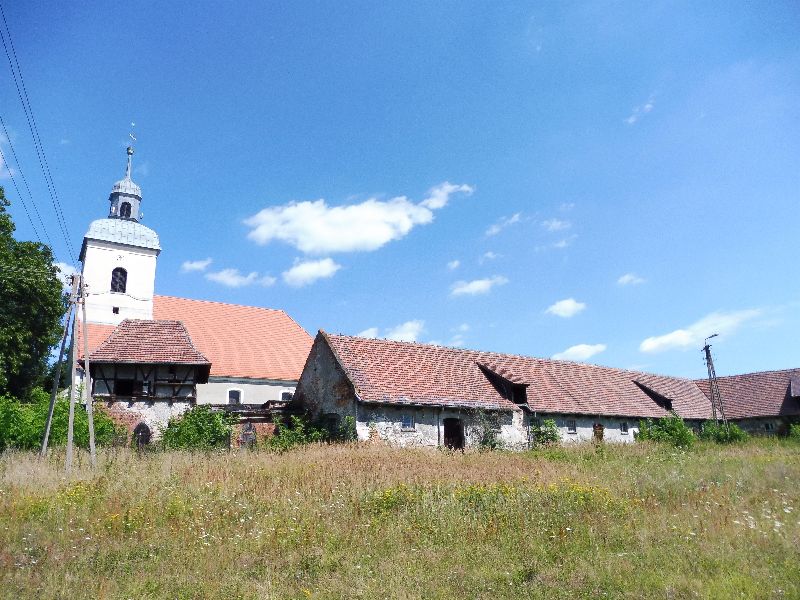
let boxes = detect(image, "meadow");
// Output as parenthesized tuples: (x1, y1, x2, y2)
(0, 440, 798, 599)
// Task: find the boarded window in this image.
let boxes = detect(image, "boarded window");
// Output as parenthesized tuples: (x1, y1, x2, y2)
(110, 267, 127, 293)
(120, 202, 132, 218)
(401, 414, 415, 431)
(566, 419, 577, 434)
(228, 389, 241, 405)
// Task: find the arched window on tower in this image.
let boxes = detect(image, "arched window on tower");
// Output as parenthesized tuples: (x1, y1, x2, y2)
(120, 202, 132, 218)
(111, 267, 127, 293)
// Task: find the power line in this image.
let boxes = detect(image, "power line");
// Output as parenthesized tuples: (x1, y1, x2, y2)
(0, 141, 43, 243)
(0, 115, 52, 246)
(0, 1, 78, 266)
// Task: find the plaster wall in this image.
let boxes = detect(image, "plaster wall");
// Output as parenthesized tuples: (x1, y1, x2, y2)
(196, 378, 297, 406)
(82, 240, 157, 325)
(99, 399, 193, 438)
(537, 414, 639, 444)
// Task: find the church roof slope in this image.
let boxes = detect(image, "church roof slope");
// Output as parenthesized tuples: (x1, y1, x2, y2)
(153, 295, 312, 381)
(88, 319, 210, 366)
(694, 368, 800, 419)
(320, 333, 712, 418)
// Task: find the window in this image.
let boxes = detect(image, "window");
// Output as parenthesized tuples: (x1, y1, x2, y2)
(281, 391, 293, 402)
(110, 267, 127, 293)
(566, 419, 577, 434)
(620, 422, 629, 434)
(114, 379, 134, 396)
(764, 422, 775, 432)
(401, 413, 415, 431)
(228, 389, 241, 405)
(120, 202, 131, 218)
(112, 306, 119, 314)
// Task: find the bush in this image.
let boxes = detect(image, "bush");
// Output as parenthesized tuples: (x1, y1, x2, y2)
(636, 412, 695, 448)
(0, 387, 121, 451)
(161, 406, 237, 450)
(699, 421, 749, 444)
(787, 423, 800, 441)
(265, 414, 357, 452)
(531, 418, 560, 447)
(470, 409, 504, 450)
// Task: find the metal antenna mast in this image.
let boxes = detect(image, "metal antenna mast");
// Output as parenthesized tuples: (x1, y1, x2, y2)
(701, 334, 728, 429)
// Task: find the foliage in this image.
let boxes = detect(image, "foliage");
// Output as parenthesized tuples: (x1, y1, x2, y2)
(788, 423, 800, 441)
(699, 421, 749, 444)
(469, 408, 504, 450)
(161, 405, 237, 450)
(0, 186, 68, 398)
(0, 387, 121, 451)
(636, 412, 695, 448)
(530, 418, 560, 447)
(265, 414, 357, 452)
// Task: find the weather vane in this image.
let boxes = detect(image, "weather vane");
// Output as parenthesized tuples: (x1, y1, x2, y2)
(128, 122, 137, 149)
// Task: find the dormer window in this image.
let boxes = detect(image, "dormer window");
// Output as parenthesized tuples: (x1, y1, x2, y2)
(110, 267, 127, 293)
(120, 202, 132, 218)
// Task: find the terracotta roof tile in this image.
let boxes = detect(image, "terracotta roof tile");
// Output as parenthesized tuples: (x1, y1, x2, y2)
(322, 333, 713, 418)
(88, 319, 210, 365)
(78, 296, 312, 381)
(694, 369, 800, 418)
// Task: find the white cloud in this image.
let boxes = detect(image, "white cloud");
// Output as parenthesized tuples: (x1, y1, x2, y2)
(552, 343, 607, 362)
(617, 273, 646, 286)
(419, 182, 474, 209)
(639, 309, 761, 353)
(54, 262, 78, 291)
(386, 319, 425, 342)
(485, 212, 522, 236)
(357, 327, 379, 339)
(447, 259, 461, 270)
(480, 251, 500, 263)
(282, 258, 341, 287)
(455, 323, 470, 332)
(545, 298, 587, 318)
(205, 268, 274, 288)
(451, 276, 508, 297)
(552, 235, 577, 249)
(542, 218, 571, 232)
(625, 95, 656, 125)
(181, 258, 213, 273)
(245, 181, 473, 255)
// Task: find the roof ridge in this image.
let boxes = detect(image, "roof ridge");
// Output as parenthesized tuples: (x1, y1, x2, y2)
(693, 366, 800, 381)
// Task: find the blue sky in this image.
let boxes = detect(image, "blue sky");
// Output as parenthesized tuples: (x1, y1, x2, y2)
(1, 1, 798, 378)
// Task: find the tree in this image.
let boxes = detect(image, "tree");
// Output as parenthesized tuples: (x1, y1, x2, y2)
(0, 186, 67, 399)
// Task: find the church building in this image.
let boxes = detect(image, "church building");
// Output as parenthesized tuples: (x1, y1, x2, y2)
(77, 147, 312, 438)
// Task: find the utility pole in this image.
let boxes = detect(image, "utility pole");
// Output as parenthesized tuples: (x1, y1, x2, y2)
(40, 276, 78, 457)
(65, 275, 80, 473)
(702, 334, 728, 429)
(81, 278, 96, 468)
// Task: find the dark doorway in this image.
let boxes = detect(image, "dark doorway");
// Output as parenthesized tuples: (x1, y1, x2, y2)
(133, 422, 151, 450)
(593, 422, 604, 442)
(443, 418, 464, 450)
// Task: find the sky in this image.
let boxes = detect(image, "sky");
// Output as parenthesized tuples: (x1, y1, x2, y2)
(1, 1, 798, 378)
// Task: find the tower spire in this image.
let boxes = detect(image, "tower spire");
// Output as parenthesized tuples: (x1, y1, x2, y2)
(125, 146, 134, 179)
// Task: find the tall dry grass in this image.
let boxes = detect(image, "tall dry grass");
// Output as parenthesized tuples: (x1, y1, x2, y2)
(1, 440, 798, 599)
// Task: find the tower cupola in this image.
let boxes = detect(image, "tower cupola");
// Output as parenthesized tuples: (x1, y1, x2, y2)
(108, 146, 143, 221)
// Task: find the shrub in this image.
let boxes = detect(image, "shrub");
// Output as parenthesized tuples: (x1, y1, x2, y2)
(265, 415, 328, 452)
(470, 409, 504, 450)
(699, 421, 749, 444)
(531, 418, 560, 447)
(636, 412, 694, 448)
(161, 406, 237, 450)
(0, 387, 121, 451)
(787, 423, 800, 441)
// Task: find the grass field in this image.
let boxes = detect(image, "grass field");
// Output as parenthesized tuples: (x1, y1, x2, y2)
(1, 440, 798, 599)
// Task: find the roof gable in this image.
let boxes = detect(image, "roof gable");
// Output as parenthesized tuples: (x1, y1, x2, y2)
(88, 319, 210, 366)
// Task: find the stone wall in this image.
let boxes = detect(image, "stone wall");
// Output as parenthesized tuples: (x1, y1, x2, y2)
(293, 335, 358, 421)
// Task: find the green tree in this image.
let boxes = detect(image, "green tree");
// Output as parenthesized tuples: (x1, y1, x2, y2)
(0, 186, 67, 399)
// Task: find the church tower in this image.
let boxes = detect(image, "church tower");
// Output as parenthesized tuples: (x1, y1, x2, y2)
(80, 147, 161, 325)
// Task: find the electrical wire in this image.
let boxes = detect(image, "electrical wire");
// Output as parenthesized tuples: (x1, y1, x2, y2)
(0, 1, 78, 266)
(0, 141, 44, 243)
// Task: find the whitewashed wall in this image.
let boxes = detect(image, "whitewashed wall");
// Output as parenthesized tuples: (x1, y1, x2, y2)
(82, 240, 157, 325)
(537, 414, 639, 444)
(195, 377, 297, 406)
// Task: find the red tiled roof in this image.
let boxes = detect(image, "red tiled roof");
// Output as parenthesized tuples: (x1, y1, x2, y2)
(88, 319, 211, 366)
(695, 369, 800, 419)
(321, 332, 713, 418)
(77, 296, 312, 381)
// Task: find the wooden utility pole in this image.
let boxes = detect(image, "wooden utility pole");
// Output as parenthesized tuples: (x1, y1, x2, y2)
(81, 278, 97, 467)
(65, 274, 80, 473)
(40, 276, 78, 457)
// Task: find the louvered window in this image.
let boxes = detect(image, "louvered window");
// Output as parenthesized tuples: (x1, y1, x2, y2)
(120, 202, 132, 218)
(110, 268, 127, 293)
